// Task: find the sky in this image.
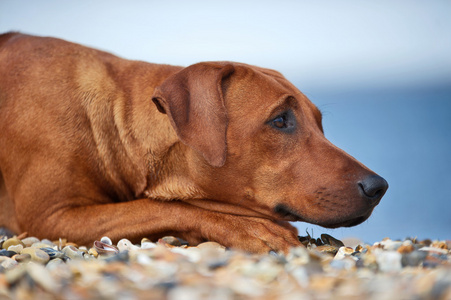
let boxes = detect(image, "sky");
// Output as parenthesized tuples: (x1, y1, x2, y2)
(1, 0, 450, 243)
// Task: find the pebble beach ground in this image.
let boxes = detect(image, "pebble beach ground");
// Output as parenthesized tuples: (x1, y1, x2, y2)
(0, 232, 450, 299)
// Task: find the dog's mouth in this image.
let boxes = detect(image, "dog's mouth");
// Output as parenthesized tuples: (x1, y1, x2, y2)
(273, 203, 371, 227)
(321, 215, 369, 228)
(273, 204, 303, 222)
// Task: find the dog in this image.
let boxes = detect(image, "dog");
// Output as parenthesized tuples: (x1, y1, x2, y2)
(0, 33, 388, 253)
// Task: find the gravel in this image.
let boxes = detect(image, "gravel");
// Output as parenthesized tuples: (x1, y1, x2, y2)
(0, 233, 450, 299)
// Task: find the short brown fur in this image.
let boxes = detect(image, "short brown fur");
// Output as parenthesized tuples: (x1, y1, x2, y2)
(0, 33, 387, 253)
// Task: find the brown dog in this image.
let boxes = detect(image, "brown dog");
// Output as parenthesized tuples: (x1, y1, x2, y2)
(0, 33, 388, 253)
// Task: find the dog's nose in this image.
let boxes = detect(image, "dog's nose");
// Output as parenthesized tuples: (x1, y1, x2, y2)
(358, 175, 388, 204)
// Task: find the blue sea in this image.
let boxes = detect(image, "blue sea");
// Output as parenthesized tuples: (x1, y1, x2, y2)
(293, 85, 451, 244)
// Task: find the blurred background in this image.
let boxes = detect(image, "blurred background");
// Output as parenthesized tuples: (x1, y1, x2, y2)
(1, 0, 450, 243)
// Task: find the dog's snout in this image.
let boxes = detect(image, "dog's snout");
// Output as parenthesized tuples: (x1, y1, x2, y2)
(358, 175, 388, 204)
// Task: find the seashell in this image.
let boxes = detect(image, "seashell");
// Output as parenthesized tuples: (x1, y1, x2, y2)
(316, 245, 339, 255)
(2, 238, 25, 250)
(321, 234, 345, 248)
(0, 249, 17, 258)
(93, 240, 119, 255)
(117, 239, 140, 252)
(100, 236, 113, 245)
(40, 247, 65, 260)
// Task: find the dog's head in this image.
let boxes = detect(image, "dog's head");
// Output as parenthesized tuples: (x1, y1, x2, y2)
(152, 62, 388, 228)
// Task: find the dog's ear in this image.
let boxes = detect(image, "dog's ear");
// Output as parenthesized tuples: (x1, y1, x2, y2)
(152, 63, 235, 167)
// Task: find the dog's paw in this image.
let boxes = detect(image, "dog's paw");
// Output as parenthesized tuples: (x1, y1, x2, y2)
(195, 214, 302, 254)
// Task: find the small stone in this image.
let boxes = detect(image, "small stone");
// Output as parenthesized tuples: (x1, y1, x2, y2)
(197, 241, 226, 252)
(316, 245, 339, 255)
(398, 244, 415, 254)
(141, 240, 158, 249)
(40, 239, 56, 247)
(160, 236, 182, 247)
(46, 258, 65, 270)
(4, 264, 26, 284)
(376, 250, 402, 272)
(380, 239, 403, 251)
(62, 245, 84, 260)
(27, 263, 59, 293)
(117, 239, 140, 252)
(8, 244, 23, 253)
(65, 242, 78, 248)
(334, 247, 356, 260)
(1, 257, 18, 269)
(2, 238, 25, 250)
(329, 257, 355, 270)
(0, 249, 17, 257)
(21, 237, 40, 247)
(13, 253, 31, 263)
(419, 247, 448, 255)
(32, 242, 56, 249)
(21, 247, 50, 264)
(431, 241, 448, 250)
(401, 250, 428, 267)
(40, 247, 65, 260)
(88, 248, 99, 258)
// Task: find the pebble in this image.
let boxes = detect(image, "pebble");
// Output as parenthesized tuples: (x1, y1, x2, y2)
(0, 249, 16, 258)
(0, 234, 448, 299)
(62, 245, 83, 260)
(8, 244, 24, 253)
(117, 238, 141, 252)
(21, 247, 50, 264)
(0, 257, 18, 270)
(2, 238, 24, 250)
(160, 236, 182, 247)
(21, 237, 40, 247)
(376, 250, 402, 272)
(13, 254, 31, 263)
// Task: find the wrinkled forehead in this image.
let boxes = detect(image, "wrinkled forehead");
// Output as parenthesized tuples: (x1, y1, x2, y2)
(225, 64, 322, 123)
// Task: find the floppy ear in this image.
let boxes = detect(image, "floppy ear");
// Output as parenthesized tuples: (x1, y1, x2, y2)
(151, 62, 235, 167)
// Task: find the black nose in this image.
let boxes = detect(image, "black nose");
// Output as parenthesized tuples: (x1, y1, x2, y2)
(358, 175, 388, 204)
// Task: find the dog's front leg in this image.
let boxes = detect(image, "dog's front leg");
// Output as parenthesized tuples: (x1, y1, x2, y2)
(23, 198, 300, 253)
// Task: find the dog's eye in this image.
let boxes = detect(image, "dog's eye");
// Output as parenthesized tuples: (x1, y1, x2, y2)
(269, 110, 296, 133)
(272, 116, 287, 129)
